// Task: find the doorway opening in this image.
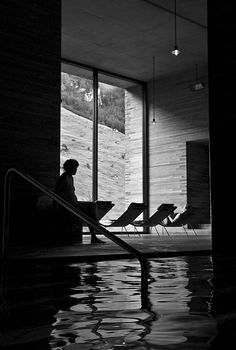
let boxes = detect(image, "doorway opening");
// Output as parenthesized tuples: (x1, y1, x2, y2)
(186, 140, 211, 229)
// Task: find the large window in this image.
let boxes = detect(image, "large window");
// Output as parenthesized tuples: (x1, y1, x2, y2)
(61, 65, 93, 201)
(98, 73, 143, 223)
(61, 63, 146, 231)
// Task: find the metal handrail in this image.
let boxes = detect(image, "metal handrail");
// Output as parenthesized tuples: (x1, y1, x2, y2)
(1, 168, 149, 306)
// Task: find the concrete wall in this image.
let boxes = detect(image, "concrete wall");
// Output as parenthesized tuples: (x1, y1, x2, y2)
(0, 0, 61, 240)
(125, 85, 143, 207)
(148, 67, 210, 225)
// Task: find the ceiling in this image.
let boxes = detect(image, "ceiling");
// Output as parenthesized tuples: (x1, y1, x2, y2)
(62, 0, 208, 83)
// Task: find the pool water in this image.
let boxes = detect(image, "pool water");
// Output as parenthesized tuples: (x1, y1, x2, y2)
(0, 255, 223, 349)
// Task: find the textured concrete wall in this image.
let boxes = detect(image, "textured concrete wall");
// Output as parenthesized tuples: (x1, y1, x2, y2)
(148, 67, 210, 223)
(0, 0, 61, 240)
(125, 85, 143, 208)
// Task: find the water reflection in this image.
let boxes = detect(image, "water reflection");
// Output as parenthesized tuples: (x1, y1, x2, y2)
(145, 256, 217, 348)
(50, 256, 216, 349)
(0, 256, 217, 349)
(51, 261, 155, 349)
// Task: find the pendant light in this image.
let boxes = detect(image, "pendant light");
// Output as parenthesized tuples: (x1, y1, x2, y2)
(190, 64, 205, 91)
(152, 56, 157, 124)
(171, 0, 180, 56)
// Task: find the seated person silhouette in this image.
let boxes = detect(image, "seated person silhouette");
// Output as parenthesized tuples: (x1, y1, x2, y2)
(55, 159, 105, 244)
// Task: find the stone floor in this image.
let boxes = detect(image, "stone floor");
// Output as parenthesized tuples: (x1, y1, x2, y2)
(4, 232, 212, 264)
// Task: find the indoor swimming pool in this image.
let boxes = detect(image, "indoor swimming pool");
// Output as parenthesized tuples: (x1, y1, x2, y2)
(0, 255, 229, 349)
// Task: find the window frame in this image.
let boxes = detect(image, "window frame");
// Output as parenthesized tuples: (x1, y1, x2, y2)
(61, 58, 149, 230)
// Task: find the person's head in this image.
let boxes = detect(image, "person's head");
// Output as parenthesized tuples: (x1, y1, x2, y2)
(63, 159, 79, 175)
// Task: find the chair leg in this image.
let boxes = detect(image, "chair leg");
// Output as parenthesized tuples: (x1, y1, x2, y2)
(123, 226, 129, 237)
(182, 225, 189, 236)
(189, 223, 198, 236)
(135, 226, 141, 237)
(162, 226, 170, 237)
(130, 225, 141, 237)
(154, 226, 160, 236)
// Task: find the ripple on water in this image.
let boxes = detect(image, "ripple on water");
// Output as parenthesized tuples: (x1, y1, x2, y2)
(0, 255, 218, 349)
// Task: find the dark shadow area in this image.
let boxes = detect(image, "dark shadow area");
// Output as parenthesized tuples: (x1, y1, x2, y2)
(186, 140, 210, 229)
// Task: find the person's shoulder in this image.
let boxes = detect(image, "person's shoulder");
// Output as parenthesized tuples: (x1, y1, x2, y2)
(59, 172, 69, 179)
(56, 172, 67, 184)
(59, 172, 66, 178)
(60, 172, 73, 183)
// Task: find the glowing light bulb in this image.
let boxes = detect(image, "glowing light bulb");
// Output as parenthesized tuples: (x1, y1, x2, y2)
(171, 45, 180, 56)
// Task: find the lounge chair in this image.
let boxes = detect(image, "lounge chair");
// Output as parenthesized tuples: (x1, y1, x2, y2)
(159, 206, 198, 236)
(100, 202, 146, 232)
(95, 200, 115, 220)
(131, 203, 177, 236)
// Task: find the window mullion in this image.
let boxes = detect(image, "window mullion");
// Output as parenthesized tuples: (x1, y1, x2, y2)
(92, 70, 98, 201)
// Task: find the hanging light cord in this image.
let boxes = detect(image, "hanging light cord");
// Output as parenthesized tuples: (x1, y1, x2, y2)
(152, 56, 156, 123)
(195, 64, 198, 82)
(171, 0, 180, 55)
(174, 0, 177, 47)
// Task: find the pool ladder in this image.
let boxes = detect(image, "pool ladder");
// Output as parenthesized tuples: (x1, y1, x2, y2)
(1, 168, 150, 307)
